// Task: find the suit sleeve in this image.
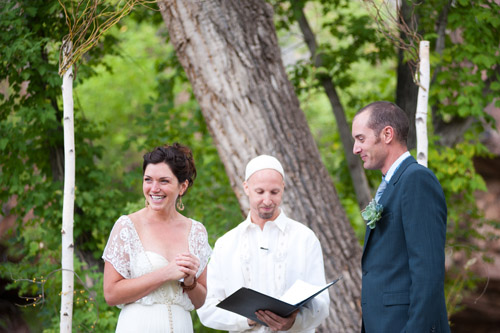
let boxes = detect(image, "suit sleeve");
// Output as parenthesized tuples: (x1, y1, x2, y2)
(400, 168, 447, 332)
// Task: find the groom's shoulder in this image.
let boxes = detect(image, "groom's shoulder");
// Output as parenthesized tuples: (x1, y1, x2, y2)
(405, 159, 436, 174)
(401, 160, 441, 186)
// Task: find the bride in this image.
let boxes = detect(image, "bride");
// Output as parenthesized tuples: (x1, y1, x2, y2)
(103, 143, 211, 332)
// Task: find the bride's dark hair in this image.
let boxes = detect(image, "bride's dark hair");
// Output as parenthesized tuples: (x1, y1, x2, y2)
(143, 143, 197, 192)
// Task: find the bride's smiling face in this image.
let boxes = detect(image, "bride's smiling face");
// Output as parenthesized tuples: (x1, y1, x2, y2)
(143, 162, 187, 211)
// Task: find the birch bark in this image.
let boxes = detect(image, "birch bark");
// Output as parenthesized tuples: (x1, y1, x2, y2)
(416, 41, 430, 167)
(60, 45, 75, 333)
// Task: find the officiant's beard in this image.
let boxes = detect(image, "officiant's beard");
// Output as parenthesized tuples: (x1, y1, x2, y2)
(259, 211, 273, 220)
(258, 206, 277, 220)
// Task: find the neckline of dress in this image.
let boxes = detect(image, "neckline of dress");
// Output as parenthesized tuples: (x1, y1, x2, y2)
(124, 215, 195, 262)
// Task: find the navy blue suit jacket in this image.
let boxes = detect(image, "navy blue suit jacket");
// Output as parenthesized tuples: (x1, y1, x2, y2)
(361, 156, 450, 333)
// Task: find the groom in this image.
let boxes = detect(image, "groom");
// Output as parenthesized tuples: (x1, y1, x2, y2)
(352, 101, 450, 332)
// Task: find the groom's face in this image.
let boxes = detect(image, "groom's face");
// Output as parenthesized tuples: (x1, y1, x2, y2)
(352, 110, 387, 171)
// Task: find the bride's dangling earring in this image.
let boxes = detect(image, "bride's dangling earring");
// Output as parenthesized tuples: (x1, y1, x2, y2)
(145, 199, 149, 208)
(177, 196, 184, 211)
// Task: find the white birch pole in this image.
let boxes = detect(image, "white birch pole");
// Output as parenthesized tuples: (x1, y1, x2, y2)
(416, 40, 430, 167)
(60, 41, 75, 333)
(56, 4, 150, 330)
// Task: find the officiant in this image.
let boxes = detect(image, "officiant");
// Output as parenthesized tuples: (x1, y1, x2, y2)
(197, 155, 330, 332)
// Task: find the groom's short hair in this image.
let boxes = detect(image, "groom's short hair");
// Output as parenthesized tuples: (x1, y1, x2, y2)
(357, 101, 409, 145)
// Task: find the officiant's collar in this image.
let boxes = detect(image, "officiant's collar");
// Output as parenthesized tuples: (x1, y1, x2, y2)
(384, 151, 411, 182)
(243, 210, 288, 233)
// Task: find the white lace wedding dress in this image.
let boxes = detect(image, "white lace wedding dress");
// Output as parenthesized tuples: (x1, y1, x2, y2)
(103, 215, 212, 332)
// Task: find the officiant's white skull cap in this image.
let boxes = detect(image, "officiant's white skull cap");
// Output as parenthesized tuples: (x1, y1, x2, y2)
(245, 155, 285, 181)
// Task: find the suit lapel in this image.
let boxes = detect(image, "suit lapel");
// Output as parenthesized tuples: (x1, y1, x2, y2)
(361, 156, 417, 260)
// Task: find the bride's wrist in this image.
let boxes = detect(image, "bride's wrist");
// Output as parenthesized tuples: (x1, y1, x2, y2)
(180, 277, 197, 291)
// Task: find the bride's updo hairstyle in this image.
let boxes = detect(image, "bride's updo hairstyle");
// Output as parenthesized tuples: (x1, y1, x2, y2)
(142, 143, 197, 194)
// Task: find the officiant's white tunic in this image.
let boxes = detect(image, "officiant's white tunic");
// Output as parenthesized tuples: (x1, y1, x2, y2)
(197, 211, 329, 332)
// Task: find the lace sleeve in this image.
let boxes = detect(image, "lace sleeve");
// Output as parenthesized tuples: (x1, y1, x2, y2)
(189, 220, 212, 278)
(102, 216, 135, 278)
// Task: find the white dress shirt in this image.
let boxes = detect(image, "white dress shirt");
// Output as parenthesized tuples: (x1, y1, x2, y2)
(384, 151, 411, 181)
(197, 211, 329, 332)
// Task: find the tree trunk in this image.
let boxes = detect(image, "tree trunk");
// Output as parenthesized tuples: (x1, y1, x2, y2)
(395, 0, 419, 150)
(158, 0, 362, 330)
(60, 55, 75, 332)
(293, 5, 372, 210)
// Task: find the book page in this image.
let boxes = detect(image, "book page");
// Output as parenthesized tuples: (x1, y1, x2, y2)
(279, 280, 328, 305)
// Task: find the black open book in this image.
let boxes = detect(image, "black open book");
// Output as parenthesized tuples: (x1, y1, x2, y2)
(216, 276, 342, 326)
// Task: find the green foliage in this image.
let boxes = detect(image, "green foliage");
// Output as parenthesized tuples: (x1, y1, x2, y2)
(1, 1, 131, 331)
(429, 134, 491, 316)
(418, 0, 499, 315)
(274, 0, 394, 100)
(74, 19, 170, 172)
(421, 0, 499, 124)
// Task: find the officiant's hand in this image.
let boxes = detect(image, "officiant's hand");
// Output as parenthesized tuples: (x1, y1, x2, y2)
(255, 309, 299, 331)
(247, 319, 257, 328)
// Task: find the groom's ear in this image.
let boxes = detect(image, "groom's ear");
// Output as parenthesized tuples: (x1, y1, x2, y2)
(381, 126, 394, 144)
